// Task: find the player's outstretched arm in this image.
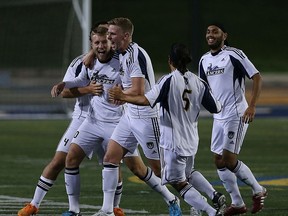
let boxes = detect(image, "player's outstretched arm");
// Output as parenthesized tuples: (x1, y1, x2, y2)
(61, 82, 103, 98)
(109, 85, 149, 106)
(51, 82, 65, 98)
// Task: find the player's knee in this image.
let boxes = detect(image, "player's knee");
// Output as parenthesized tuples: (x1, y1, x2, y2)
(48, 159, 65, 172)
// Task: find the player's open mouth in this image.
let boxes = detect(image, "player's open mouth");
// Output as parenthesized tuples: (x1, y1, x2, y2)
(208, 38, 215, 43)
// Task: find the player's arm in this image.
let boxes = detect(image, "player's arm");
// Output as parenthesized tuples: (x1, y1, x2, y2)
(82, 49, 95, 69)
(123, 77, 145, 96)
(51, 81, 103, 98)
(243, 73, 262, 123)
(61, 81, 103, 98)
(201, 80, 222, 113)
(109, 84, 149, 106)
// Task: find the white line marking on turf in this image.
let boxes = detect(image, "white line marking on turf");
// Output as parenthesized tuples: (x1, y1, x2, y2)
(0, 195, 149, 215)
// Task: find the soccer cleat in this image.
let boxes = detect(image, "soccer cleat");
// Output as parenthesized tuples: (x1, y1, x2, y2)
(224, 204, 247, 216)
(113, 207, 125, 216)
(212, 192, 226, 215)
(61, 211, 82, 216)
(190, 206, 202, 216)
(168, 196, 182, 216)
(91, 210, 115, 216)
(18, 203, 39, 216)
(251, 187, 268, 214)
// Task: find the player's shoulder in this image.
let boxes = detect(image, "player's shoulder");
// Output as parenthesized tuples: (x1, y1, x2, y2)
(126, 42, 147, 56)
(223, 46, 246, 59)
(200, 51, 211, 61)
(156, 73, 171, 85)
(69, 54, 85, 67)
(184, 70, 203, 83)
(112, 52, 120, 60)
(109, 53, 121, 69)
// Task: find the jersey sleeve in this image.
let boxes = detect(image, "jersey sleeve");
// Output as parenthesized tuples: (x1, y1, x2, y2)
(200, 79, 222, 113)
(229, 49, 259, 79)
(63, 56, 90, 88)
(63, 55, 83, 82)
(129, 48, 146, 79)
(145, 75, 170, 108)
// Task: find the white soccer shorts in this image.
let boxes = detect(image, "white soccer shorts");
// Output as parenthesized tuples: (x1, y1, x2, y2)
(111, 113, 160, 160)
(160, 147, 195, 185)
(211, 117, 249, 155)
(70, 116, 119, 163)
(56, 116, 86, 153)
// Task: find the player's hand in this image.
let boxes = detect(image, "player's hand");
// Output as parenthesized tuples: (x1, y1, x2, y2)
(109, 84, 124, 100)
(51, 82, 65, 97)
(242, 106, 256, 124)
(83, 50, 95, 69)
(113, 99, 125, 105)
(89, 81, 103, 96)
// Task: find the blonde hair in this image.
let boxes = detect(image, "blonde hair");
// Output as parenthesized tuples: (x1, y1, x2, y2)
(108, 17, 134, 36)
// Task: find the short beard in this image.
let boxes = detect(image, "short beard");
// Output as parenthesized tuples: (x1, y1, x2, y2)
(208, 40, 222, 51)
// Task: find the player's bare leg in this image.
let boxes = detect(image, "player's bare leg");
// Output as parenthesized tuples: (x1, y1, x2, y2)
(18, 151, 67, 216)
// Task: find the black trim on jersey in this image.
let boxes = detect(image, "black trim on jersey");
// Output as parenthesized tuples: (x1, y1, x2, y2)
(156, 74, 167, 84)
(112, 52, 120, 60)
(211, 49, 222, 56)
(230, 55, 247, 117)
(138, 48, 150, 84)
(70, 54, 84, 67)
(155, 76, 172, 116)
(231, 55, 248, 87)
(224, 46, 245, 59)
(199, 61, 209, 84)
(75, 62, 83, 78)
(200, 80, 221, 113)
(126, 42, 134, 53)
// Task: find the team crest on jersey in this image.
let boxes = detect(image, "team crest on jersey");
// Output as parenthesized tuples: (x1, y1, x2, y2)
(206, 63, 224, 76)
(91, 71, 115, 84)
(146, 142, 154, 149)
(228, 131, 235, 139)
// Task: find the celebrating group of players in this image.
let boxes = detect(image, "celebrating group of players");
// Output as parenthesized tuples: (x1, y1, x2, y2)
(18, 17, 267, 216)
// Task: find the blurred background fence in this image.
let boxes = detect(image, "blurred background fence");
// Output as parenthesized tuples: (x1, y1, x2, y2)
(0, 0, 287, 119)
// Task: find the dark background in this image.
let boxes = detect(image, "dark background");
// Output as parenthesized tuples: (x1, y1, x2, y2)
(0, 0, 287, 73)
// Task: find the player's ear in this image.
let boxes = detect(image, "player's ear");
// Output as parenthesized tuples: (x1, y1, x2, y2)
(124, 32, 131, 40)
(223, 32, 228, 41)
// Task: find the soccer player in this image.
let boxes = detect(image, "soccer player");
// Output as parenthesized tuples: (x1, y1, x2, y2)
(17, 22, 117, 216)
(198, 23, 266, 216)
(51, 26, 125, 216)
(109, 42, 225, 216)
(17, 54, 93, 216)
(93, 17, 181, 216)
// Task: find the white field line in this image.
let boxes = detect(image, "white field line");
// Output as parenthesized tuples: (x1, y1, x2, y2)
(0, 195, 150, 215)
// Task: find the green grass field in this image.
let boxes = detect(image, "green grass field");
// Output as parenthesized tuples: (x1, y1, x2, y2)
(1, 118, 288, 215)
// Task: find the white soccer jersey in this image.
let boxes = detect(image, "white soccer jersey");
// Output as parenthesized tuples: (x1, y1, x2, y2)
(65, 54, 123, 122)
(119, 42, 158, 118)
(145, 69, 221, 156)
(63, 54, 91, 119)
(199, 45, 259, 120)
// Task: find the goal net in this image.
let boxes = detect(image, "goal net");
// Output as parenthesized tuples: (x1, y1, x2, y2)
(0, 0, 90, 119)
